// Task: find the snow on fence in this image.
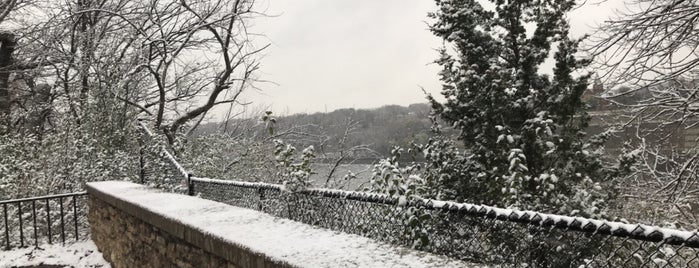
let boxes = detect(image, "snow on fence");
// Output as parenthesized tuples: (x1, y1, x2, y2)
(0, 192, 90, 251)
(187, 176, 699, 267)
(136, 120, 190, 193)
(136, 122, 699, 267)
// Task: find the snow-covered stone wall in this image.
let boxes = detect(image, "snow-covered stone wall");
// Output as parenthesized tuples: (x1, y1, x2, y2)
(88, 196, 235, 268)
(86, 181, 472, 268)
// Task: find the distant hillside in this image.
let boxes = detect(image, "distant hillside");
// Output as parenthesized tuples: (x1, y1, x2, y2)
(195, 103, 456, 158)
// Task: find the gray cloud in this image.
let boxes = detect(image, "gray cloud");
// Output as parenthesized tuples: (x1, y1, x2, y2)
(237, 0, 625, 116)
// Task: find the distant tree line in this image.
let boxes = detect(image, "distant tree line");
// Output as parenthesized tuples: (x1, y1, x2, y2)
(195, 103, 460, 160)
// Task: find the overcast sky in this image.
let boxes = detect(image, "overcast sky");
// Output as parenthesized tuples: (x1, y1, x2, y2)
(232, 0, 626, 117)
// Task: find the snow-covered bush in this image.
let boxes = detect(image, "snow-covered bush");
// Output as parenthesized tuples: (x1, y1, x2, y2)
(367, 147, 432, 249)
(0, 115, 140, 246)
(0, 123, 138, 199)
(369, 147, 425, 198)
(273, 139, 315, 192)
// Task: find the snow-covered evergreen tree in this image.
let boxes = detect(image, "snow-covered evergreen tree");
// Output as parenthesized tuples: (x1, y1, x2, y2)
(426, 0, 632, 216)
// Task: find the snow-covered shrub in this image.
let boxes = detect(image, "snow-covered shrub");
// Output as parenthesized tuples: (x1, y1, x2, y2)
(0, 115, 140, 245)
(0, 123, 138, 199)
(369, 147, 425, 198)
(367, 147, 432, 249)
(273, 139, 315, 192)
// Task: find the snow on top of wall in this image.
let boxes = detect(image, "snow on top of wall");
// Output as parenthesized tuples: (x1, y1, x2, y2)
(87, 181, 473, 268)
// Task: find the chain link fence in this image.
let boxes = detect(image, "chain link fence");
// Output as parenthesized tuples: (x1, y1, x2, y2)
(136, 121, 189, 193)
(188, 178, 699, 267)
(137, 123, 699, 267)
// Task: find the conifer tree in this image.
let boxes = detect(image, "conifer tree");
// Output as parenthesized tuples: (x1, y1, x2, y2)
(425, 0, 631, 216)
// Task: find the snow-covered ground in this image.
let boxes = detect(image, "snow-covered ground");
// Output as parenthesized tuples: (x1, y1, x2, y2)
(0, 241, 110, 268)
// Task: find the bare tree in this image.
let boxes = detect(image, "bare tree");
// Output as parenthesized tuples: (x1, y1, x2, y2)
(0, 0, 35, 126)
(318, 118, 378, 189)
(7, 0, 266, 145)
(590, 0, 699, 227)
(129, 0, 267, 146)
(588, 0, 699, 127)
(590, 0, 699, 88)
(0, 31, 15, 119)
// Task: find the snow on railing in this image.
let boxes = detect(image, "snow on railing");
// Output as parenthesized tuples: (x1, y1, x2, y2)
(189, 176, 699, 248)
(0, 192, 90, 251)
(190, 176, 395, 204)
(414, 199, 699, 247)
(135, 120, 188, 179)
(190, 177, 284, 191)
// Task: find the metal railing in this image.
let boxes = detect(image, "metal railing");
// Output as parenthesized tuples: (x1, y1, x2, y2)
(137, 122, 699, 267)
(188, 176, 699, 267)
(0, 192, 89, 250)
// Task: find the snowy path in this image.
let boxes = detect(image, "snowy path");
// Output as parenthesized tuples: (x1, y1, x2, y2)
(0, 241, 110, 268)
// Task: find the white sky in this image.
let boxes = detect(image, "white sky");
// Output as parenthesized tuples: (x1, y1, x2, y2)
(231, 0, 627, 117)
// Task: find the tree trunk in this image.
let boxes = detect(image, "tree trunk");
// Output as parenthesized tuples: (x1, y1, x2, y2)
(0, 32, 15, 122)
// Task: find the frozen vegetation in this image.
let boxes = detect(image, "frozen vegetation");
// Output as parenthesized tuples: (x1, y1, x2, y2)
(0, 0, 698, 266)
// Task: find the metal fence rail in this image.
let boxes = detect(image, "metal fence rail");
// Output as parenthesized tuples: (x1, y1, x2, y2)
(0, 192, 89, 250)
(189, 176, 699, 267)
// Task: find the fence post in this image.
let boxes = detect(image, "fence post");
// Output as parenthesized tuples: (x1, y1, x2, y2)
(257, 188, 264, 211)
(3, 203, 9, 250)
(138, 134, 146, 184)
(286, 194, 295, 221)
(136, 118, 147, 185)
(187, 173, 194, 196)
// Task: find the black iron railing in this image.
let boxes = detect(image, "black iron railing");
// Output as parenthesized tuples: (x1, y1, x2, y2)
(0, 192, 89, 250)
